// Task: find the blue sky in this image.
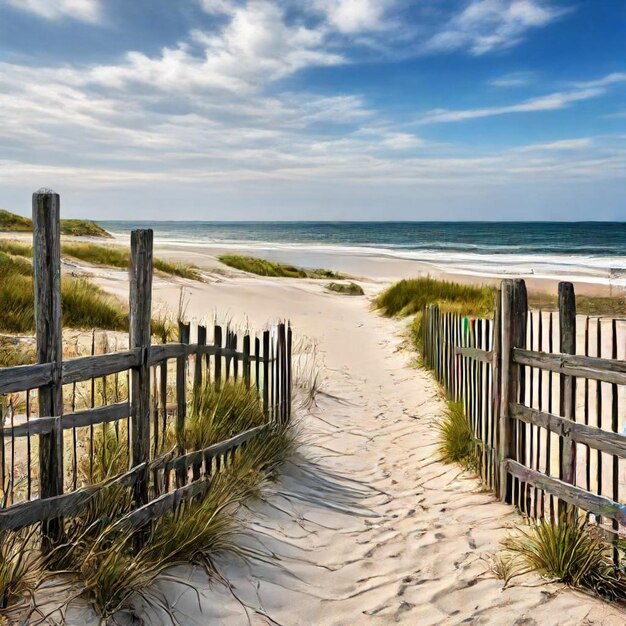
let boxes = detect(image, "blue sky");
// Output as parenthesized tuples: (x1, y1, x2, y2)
(0, 0, 624, 220)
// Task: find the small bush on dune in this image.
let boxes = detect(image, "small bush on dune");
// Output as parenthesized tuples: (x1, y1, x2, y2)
(438, 401, 478, 470)
(0, 251, 128, 333)
(502, 513, 626, 601)
(0, 528, 44, 612)
(326, 281, 364, 296)
(187, 382, 266, 449)
(375, 277, 494, 318)
(218, 254, 344, 280)
(61, 279, 127, 331)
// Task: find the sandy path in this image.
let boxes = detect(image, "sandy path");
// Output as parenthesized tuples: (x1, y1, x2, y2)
(71, 266, 624, 625)
(113, 274, 619, 626)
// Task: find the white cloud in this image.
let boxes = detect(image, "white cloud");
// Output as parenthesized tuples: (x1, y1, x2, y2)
(313, 0, 394, 33)
(425, 0, 567, 55)
(512, 138, 592, 152)
(85, 1, 343, 94)
(419, 74, 623, 124)
(3, 0, 102, 23)
(489, 71, 535, 87)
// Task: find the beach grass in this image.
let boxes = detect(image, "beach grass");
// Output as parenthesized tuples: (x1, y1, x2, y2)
(44, 379, 297, 622)
(438, 401, 478, 470)
(326, 281, 364, 295)
(218, 254, 344, 279)
(502, 513, 626, 601)
(0, 251, 127, 333)
(61, 242, 201, 280)
(375, 277, 494, 318)
(0, 239, 201, 280)
(0, 528, 44, 613)
(0, 208, 111, 238)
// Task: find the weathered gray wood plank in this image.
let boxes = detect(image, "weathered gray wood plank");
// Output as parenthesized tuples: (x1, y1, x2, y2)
(511, 403, 626, 459)
(506, 459, 626, 525)
(454, 346, 494, 363)
(0, 363, 53, 395)
(129, 229, 153, 510)
(62, 349, 141, 384)
(513, 349, 626, 386)
(157, 424, 268, 472)
(33, 190, 64, 545)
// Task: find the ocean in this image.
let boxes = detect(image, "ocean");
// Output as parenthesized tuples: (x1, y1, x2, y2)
(98, 221, 626, 286)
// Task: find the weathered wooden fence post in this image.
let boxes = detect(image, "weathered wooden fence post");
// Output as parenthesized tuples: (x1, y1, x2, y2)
(262, 330, 270, 417)
(499, 279, 527, 504)
(129, 229, 153, 510)
(492, 288, 502, 498)
(176, 321, 190, 486)
(33, 190, 64, 547)
(558, 282, 576, 516)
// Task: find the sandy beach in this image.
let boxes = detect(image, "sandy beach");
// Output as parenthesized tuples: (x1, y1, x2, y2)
(50, 242, 623, 625)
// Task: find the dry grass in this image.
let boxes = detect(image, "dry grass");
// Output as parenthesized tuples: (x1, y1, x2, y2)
(503, 513, 626, 601)
(438, 401, 478, 471)
(218, 254, 344, 279)
(62, 242, 202, 280)
(376, 277, 494, 318)
(326, 281, 364, 295)
(0, 528, 44, 612)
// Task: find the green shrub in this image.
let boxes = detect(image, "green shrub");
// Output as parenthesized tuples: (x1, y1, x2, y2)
(218, 254, 344, 279)
(503, 513, 626, 601)
(187, 382, 266, 449)
(326, 281, 364, 295)
(0, 529, 43, 611)
(438, 401, 477, 470)
(62, 242, 201, 280)
(375, 277, 494, 318)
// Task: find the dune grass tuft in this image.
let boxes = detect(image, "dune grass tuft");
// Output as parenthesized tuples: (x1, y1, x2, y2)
(376, 277, 494, 318)
(62, 242, 201, 280)
(218, 254, 344, 279)
(187, 382, 266, 449)
(59, 379, 297, 622)
(502, 513, 626, 601)
(438, 401, 478, 470)
(326, 281, 364, 296)
(0, 529, 44, 612)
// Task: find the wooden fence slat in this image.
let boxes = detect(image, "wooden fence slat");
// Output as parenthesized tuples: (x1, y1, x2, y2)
(176, 322, 190, 486)
(214, 325, 223, 389)
(558, 282, 577, 506)
(510, 403, 626, 458)
(506, 459, 626, 526)
(129, 229, 153, 511)
(63, 349, 142, 384)
(499, 279, 527, 504)
(513, 349, 626, 385)
(0, 363, 53, 395)
(33, 190, 64, 546)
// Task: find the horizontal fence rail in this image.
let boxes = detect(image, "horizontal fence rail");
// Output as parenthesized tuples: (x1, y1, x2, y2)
(0, 190, 293, 543)
(421, 279, 626, 558)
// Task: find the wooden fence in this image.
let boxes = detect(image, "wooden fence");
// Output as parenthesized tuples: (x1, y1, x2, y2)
(422, 279, 626, 550)
(0, 191, 292, 544)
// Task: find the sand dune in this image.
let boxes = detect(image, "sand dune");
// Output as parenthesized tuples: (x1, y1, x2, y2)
(63, 256, 625, 625)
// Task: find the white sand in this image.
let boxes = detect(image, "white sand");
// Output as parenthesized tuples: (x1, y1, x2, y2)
(55, 255, 624, 625)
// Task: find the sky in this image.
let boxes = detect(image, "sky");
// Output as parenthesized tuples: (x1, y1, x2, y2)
(0, 0, 624, 221)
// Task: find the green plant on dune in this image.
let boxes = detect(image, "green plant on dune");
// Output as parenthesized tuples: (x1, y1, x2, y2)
(502, 513, 626, 601)
(438, 401, 478, 471)
(326, 281, 364, 295)
(375, 276, 494, 318)
(186, 381, 267, 449)
(218, 254, 344, 280)
(51, 379, 297, 623)
(62, 242, 201, 280)
(0, 528, 44, 613)
(0, 251, 128, 333)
